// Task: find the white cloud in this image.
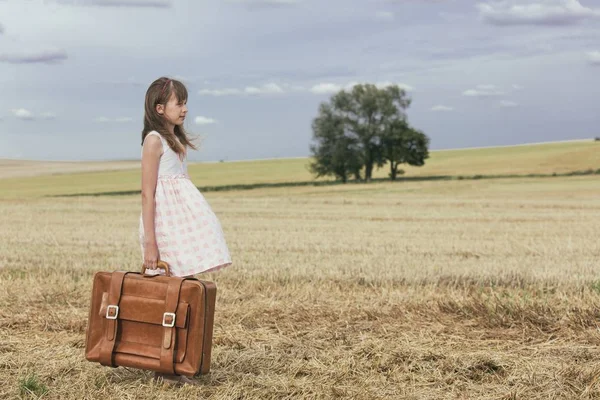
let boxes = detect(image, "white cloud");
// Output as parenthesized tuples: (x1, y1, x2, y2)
(200, 81, 413, 97)
(0, 48, 67, 64)
(500, 100, 519, 108)
(9, 110, 56, 120)
(0, 22, 4, 35)
(195, 116, 217, 125)
(41, 112, 56, 120)
(282, 83, 306, 92)
(11, 108, 35, 120)
(261, 0, 299, 3)
(198, 88, 243, 96)
(91, 0, 171, 7)
(375, 11, 395, 21)
(463, 84, 505, 97)
(54, 0, 172, 7)
(244, 83, 284, 95)
(587, 51, 600, 65)
(226, 0, 300, 6)
(512, 84, 524, 90)
(373, 81, 414, 92)
(310, 83, 342, 94)
(199, 83, 284, 96)
(477, 0, 600, 26)
(431, 105, 454, 111)
(310, 81, 414, 95)
(94, 116, 132, 123)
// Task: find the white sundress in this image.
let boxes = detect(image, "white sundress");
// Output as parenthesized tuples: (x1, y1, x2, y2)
(139, 131, 232, 276)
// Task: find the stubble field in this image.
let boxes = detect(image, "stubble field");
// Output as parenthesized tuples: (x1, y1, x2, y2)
(1, 141, 600, 399)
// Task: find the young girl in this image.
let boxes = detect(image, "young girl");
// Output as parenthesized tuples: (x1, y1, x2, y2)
(139, 77, 232, 385)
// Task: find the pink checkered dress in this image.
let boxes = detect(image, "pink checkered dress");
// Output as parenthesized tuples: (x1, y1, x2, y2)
(139, 131, 232, 276)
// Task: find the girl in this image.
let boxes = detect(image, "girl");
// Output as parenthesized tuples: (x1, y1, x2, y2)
(139, 77, 232, 385)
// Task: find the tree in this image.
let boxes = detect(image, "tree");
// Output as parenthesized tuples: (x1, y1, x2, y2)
(309, 104, 362, 183)
(381, 120, 430, 181)
(310, 83, 429, 183)
(331, 84, 411, 181)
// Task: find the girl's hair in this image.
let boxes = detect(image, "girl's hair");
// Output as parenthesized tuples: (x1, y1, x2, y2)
(141, 76, 198, 156)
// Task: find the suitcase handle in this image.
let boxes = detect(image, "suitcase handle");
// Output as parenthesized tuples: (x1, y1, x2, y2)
(141, 260, 171, 277)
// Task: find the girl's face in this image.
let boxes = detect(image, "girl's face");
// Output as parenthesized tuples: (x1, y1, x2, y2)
(158, 92, 187, 127)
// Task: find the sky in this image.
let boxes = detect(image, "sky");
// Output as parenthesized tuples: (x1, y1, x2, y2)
(0, 0, 599, 162)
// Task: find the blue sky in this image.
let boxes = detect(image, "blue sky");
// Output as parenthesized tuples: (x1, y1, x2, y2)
(0, 0, 599, 161)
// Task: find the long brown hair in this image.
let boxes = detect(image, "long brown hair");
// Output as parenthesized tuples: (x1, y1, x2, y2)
(141, 77, 197, 156)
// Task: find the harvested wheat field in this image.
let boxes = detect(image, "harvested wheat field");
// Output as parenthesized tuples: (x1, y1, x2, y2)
(1, 142, 600, 399)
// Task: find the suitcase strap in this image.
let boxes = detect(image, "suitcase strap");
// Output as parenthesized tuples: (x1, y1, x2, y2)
(159, 277, 185, 375)
(99, 271, 129, 368)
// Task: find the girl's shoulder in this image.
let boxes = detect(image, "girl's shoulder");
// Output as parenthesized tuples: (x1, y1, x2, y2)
(142, 131, 165, 155)
(145, 130, 163, 139)
(144, 131, 166, 145)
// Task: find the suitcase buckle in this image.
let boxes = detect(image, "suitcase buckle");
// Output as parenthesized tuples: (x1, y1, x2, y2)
(106, 305, 119, 320)
(162, 312, 176, 327)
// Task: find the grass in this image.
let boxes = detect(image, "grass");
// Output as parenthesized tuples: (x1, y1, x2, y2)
(1, 140, 600, 398)
(19, 373, 49, 398)
(0, 139, 598, 199)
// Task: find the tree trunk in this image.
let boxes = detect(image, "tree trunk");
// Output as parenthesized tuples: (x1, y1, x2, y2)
(365, 162, 373, 182)
(390, 161, 397, 181)
(363, 142, 374, 182)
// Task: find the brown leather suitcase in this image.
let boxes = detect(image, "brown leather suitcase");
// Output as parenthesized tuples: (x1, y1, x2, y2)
(84, 261, 217, 377)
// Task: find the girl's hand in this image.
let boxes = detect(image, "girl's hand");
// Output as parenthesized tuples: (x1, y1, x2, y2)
(144, 241, 160, 271)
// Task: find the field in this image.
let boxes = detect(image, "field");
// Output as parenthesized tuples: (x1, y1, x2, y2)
(1, 140, 600, 399)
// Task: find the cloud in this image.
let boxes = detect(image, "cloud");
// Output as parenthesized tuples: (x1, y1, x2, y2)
(463, 84, 505, 97)
(375, 11, 395, 21)
(587, 50, 600, 65)
(310, 81, 414, 94)
(499, 100, 519, 108)
(431, 105, 454, 112)
(94, 116, 133, 123)
(376, 81, 414, 92)
(477, 0, 600, 26)
(11, 109, 35, 120)
(0, 48, 67, 64)
(0, 22, 4, 34)
(226, 0, 300, 8)
(281, 83, 306, 92)
(198, 81, 413, 97)
(41, 112, 57, 120)
(195, 116, 217, 125)
(512, 84, 524, 90)
(244, 83, 284, 94)
(310, 83, 342, 94)
(54, 0, 172, 7)
(199, 83, 284, 96)
(198, 88, 242, 96)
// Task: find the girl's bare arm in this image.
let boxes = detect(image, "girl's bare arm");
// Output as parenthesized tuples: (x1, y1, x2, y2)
(141, 136, 162, 246)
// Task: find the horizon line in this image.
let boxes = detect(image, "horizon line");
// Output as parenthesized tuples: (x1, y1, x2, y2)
(0, 138, 593, 164)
